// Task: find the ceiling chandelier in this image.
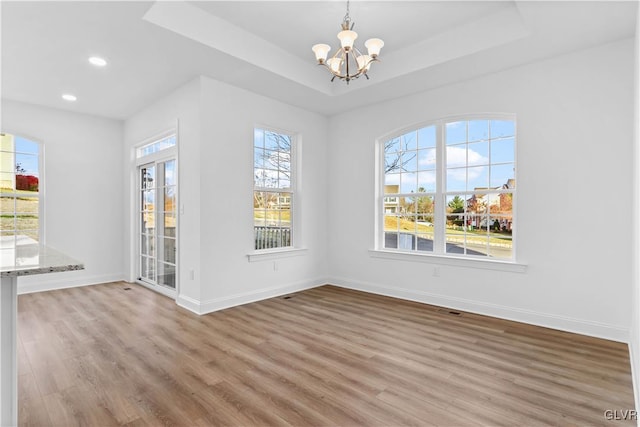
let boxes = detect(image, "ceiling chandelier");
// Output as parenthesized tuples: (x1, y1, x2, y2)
(311, 0, 384, 84)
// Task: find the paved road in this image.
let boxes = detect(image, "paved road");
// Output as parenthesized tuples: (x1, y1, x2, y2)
(385, 233, 512, 258)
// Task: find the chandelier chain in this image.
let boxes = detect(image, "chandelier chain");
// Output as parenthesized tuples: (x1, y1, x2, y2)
(343, 0, 351, 25)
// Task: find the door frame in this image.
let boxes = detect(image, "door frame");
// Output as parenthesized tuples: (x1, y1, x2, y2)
(133, 132, 179, 299)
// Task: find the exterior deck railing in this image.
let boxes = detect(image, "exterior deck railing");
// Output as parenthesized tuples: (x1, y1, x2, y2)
(254, 226, 291, 250)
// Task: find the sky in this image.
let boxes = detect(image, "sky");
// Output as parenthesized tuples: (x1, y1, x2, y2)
(385, 119, 515, 194)
(14, 136, 39, 176)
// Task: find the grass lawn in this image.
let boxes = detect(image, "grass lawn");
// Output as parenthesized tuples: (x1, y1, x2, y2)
(254, 209, 291, 224)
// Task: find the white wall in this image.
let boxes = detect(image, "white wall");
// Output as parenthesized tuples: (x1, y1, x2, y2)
(197, 77, 328, 312)
(1, 100, 124, 292)
(327, 39, 635, 342)
(123, 77, 202, 303)
(631, 4, 640, 411)
(124, 76, 329, 313)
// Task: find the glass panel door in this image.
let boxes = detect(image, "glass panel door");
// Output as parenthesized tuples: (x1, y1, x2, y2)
(139, 159, 177, 291)
(157, 159, 176, 289)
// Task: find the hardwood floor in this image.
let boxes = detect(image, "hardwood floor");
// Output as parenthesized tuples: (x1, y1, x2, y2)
(17, 282, 635, 426)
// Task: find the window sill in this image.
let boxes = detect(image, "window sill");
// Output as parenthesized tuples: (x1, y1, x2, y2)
(368, 249, 527, 273)
(247, 248, 308, 262)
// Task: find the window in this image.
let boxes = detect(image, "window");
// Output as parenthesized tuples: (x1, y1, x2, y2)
(0, 133, 42, 246)
(253, 128, 295, 250)
(136, 135, 176, 159)
(380, 117, 516, 260)
(135, 132, 178, 295)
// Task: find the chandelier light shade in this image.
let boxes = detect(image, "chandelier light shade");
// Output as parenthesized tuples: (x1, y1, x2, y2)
(312, 0, 384, 84)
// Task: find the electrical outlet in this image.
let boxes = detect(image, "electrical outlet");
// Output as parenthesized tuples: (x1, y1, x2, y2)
(433, 266, 440, 277)
(273, 261, 278, 271)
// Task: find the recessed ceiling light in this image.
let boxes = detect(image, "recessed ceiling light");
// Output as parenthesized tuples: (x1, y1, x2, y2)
(62, 94, 77, 102)
(88, 56, 107, 67)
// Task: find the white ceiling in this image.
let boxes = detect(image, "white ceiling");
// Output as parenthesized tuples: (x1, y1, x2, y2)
(1, 1, 637, 120)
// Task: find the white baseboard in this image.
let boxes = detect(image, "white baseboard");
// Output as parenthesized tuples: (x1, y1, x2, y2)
(176, 277, 326, 315)
(17, 273, 125, 295)
(630, 341, 640, 413)
(328, 276, 630, 343)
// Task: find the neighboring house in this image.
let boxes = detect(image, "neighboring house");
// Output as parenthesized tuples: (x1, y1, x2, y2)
(384, 185, 399, 213)
(274, 195, 291, 209)
(0, 134, 15, 190)
(465, 179, 515, 230)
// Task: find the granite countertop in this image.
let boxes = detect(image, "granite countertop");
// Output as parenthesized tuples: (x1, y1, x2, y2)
(1, 242, 84, 277)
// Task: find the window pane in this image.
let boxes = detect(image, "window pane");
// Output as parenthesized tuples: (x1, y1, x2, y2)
(164, 187, 176, 212)
(0, 155, 12, 173)
(253, 128, 264, 148)
(142, 166, 155, 189)
(141, 256, 155, 282)
(16, 197, 38, 214)
(398, 232, 415, 250)
(490, 163, 515, 188)
(418, 126, 436, 149)
(0, 172, 14, 191)
(467, 166, 489, 190)
(164, 213, 176, 237)
(401, 131, 417, 151)
(385, 137, 401, 153)
(467, 141, 489, 166)
(446, 145, 467, 168)
(254, 150, 265, 170)
(401, 152, 417, 172)
(385, 173, 400, 189)
(15, 153, 38, 175)
(446, 169, 466, 192)
(385, 152, 402, 173)
(278, 172, 291, 190)
(15, 137, 39, 154)
(137, 135, 176, 158)
(384, 213, 399, 233)
(446, 121, 466, 145)
(160, 237, 176, 264)
(16, 214, 38, 231)
(400, 172, 417, 194)
(417, 148, 436, 171)
(464, 238, 489, 257)
(383, 196, 399, 213)
(491, 137, 514, 164)
(0, 215, 14, 232)
(157, 262, 176, 289)
(417, 171, 436, 193)
(21, 229, 38, 242)
(415, 195, 434, 223)
(416, 233, 434, 252)
(142, 211, 154, 234)
(490, 120, 515, 138)
(142, 190, 155, 211)
(264, 131, 284, 150)
(1, 196, 15, 215)
(141, 233, 155, 256)
(15, 173, 39, 193)
(164, 160, 176, 186)
(468, 120, 489, 142)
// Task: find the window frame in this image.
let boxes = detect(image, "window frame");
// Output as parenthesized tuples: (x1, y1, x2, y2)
(0, 132, 45, 246)
(250, 125, 303, 260)
(374, 114, 525, 271)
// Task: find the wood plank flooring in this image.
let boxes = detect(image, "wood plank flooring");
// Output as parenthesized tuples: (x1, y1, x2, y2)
(17, 282, 635, 426)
